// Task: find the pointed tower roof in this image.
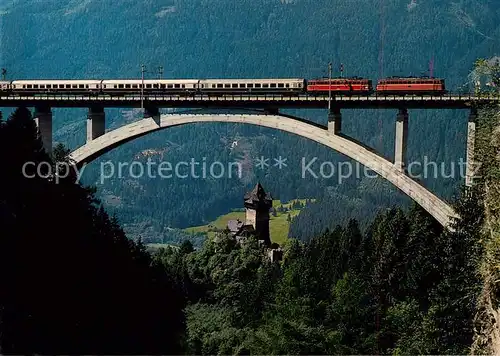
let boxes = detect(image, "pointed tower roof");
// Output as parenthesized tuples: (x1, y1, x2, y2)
(244, 182, 272, 206)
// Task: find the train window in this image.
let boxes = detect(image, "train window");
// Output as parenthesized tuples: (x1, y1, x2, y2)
(217, 84, 223, 88)
(232, 84, 237, 88)
(239, 84, 245, 88)
(146, 84, 152, 88)
(40, 85, 45, 89)
(132, 84, 138, 89)
(182, 84, 185, 88)
(27, 85, 32, 89)
(34, 85, 39, 89)
(285, 84, 289, 88)
(263, 84, 269, 88)
(153, 84, 158, 88)
(118, 84, 124, 88)
(79, 84, 84, 88)
(212, 84, 216, 88)
(255, 83, 261, 88)
(125, 84, 131, 88)
(278, 83, 284, 88)
(175, 84, 180, 88)
(270, 83, 276, 88)
(224, 84, 230, 88)
(247, 84, 253, 88)
(46, 85, 51, 89)
(86, 85, 89, 88)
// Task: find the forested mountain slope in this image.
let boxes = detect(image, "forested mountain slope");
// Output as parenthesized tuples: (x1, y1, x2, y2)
(469, 95, 500, 355)
(2, 0, 500, 243)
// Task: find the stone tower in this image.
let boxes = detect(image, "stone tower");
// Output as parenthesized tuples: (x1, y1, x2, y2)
(244, 182, 273, 246)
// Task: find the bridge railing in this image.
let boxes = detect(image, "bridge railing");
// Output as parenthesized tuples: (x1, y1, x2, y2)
(1, 92, 500, 102)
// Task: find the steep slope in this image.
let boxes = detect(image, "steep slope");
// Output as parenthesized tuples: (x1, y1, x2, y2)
(471, 105, 500, 355)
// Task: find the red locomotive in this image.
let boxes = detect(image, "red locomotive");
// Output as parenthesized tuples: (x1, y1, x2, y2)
(375, 77, 446, 94)
(306, 78, 373, 94)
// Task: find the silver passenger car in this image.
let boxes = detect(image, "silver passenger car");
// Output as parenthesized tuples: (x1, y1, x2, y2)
(11, 80, 102, 92)
(101, 79, 200, 93)
(198, 78, 305, 93)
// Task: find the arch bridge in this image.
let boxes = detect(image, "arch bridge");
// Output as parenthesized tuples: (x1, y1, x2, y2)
(23, 99, 484, 229)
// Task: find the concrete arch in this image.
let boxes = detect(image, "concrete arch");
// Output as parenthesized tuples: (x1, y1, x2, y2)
(69, 113, 457, 228)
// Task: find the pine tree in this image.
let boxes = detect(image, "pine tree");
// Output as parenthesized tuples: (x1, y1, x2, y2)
(0, 107, 186, 354)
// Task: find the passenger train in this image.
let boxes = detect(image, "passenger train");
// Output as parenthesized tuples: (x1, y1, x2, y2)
(0, 77, 447, 95)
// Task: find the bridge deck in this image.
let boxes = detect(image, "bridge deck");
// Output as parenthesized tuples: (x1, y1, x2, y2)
(0, 93, 498, 109)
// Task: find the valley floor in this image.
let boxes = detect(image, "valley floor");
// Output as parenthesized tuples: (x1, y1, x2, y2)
(182, 199, 313, 245)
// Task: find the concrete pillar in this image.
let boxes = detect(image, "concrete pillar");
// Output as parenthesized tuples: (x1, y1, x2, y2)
(34, 106, 52, 154)
(86, 106, 105, 143)
(328, 107, 341, 134)
(394, 108, 408, 172)
(144, 106, 160, 125)
(465, 108, 477, 187)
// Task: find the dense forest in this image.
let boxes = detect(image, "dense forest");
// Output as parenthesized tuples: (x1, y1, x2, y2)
(2, 0, 499, 244)
(155, 192, 483, 354)
(0, 107, 185, 353)
(0, 105, 489, 354)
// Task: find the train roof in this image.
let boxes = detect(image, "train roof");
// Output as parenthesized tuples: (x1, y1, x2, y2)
(309, 77, 371, 80)
(378, 77, 444, 81)
(199, 78, 305, 82)
(10, 79, 203, 84)
(101, 79, 200, 84)
(12, 80, 102, 84)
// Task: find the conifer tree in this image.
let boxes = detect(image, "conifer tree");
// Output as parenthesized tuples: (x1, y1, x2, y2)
(0, 107, 185, 354)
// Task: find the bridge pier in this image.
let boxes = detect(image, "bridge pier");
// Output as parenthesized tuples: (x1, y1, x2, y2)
(86, 106, 105, 143)
(394, 108, 408, 172)
(144, 106, 160, 125)
(466, 107, 477, 187)
(327, 107, 341, 134)
(34, 105, 52, 154)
